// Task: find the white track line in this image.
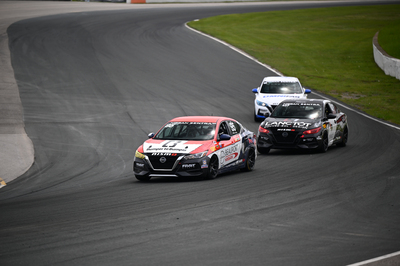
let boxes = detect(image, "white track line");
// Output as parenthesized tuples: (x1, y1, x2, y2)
(347, 250, 400, 266)
(185, 22, 400, 131)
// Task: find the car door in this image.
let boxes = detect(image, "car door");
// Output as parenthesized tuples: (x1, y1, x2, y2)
(217, 121, 242, 168)
(330, 103, 346, 141)
(325, 103, 337, 145)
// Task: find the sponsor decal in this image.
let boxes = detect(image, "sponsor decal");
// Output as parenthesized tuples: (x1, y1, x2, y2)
(165, 122, 215, 127)
(262, 95, 301, 98)
(151, 152, 177, 156)
(224, 152, 238, 162)
(144, 140, 202, 153)
(220, 143, 240, 166)
(337, 115, 346, 123)
(182, 164, 196, 169)
(221, 144, 239, 157)
(210, 143, 224, 152)
(281, 103, 321, 107)
(201, 160, 208, 169)
(228, 121, 238, 135)
(265, 121, 311, 129)
(264, 81, 297, 84)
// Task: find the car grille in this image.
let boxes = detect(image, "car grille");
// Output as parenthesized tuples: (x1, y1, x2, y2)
(271, 129, 298, 144)
(148, 155, 178, 170)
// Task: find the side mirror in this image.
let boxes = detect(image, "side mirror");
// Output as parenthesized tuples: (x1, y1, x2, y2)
(219, 134, 231, 141)
(148, 132, 155, 138)
(305, 88, 311, 94)
(327, 114, 336, 119)
(252, 88, 258, 93)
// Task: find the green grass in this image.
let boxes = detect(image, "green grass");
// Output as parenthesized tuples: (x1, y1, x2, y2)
(379, 23, 400, 59)
(188, 5, 400, 125)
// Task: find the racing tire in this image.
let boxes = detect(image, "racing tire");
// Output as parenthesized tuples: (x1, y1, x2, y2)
(254, 112, 260, 122)
(204, 156, 218, 180)
(257, 146, 270, 154)
(336, 127, 348, 147)
(240, 148, 256, 172)
(318, 133, 329, 153)
(135, 175, 151, 182)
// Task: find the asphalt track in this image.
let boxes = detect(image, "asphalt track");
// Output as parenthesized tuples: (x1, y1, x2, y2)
(1, 1, 400, 265)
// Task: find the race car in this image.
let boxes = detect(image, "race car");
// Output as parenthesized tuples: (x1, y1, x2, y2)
(257, 99, 348, 154)
(133, 116, 257, 181)
(252, 76, 311, 121)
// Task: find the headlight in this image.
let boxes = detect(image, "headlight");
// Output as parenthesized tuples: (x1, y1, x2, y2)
(256, 100, 269, 107)
(135, 150, 146, 160)
(184, 151, 208, 160)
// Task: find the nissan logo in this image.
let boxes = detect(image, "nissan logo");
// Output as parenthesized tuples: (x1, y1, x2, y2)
(159, 157, 167, 163)
(282, 132, 288, 137)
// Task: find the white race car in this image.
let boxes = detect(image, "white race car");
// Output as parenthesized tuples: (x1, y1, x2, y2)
(252, 76, 311, 121)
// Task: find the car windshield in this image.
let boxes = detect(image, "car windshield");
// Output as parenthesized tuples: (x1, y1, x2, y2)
(271, 102, 322, 119)
(154, 122, 216, 140)
(260, 82, 302, 94)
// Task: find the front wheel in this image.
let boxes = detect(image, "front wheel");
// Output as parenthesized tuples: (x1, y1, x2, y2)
(257, 146, 270, 154)
(318, 133, 329, 153)
(241, 148, 256, 172)
(204, 156, 218, 180)
(337, 127, 348, 147)
(254, 112, 260, 122)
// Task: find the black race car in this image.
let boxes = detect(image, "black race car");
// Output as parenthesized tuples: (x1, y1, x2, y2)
(257, 99, 348, 153)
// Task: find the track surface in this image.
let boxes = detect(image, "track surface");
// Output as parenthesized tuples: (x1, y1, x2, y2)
(1, 2, 400, 265)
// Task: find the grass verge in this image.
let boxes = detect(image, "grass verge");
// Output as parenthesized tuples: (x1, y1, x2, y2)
(188, 4, 400, 125)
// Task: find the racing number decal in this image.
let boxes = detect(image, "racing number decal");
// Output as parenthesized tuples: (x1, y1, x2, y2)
(162, 141, 182, 148)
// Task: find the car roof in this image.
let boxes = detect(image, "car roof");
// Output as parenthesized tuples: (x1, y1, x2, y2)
(262, 76, 300, 83)
(169, 116, 232, 123)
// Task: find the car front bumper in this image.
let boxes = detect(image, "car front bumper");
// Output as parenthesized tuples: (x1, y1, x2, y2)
(257, 131, 323, 150)
(133, 156, 211, 179)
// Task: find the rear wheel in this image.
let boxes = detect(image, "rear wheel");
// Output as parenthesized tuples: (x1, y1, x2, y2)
(241, 148, 256, 172)
(205, 156, 218, 180)
(337, 127, 348, 147)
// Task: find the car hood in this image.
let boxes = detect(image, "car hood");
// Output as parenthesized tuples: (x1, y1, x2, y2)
(142, 139, 212, 154)
(256, 93, 306, 105)
(262, 117, 321, 129)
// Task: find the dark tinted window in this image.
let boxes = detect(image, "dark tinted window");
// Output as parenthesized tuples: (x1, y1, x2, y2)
(272, 102, 322, 119)
(227, 121, 241, 136)
(155, 122, 216, 140)
(328, 103, 338, 114)
(260, 82, 302, 94)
